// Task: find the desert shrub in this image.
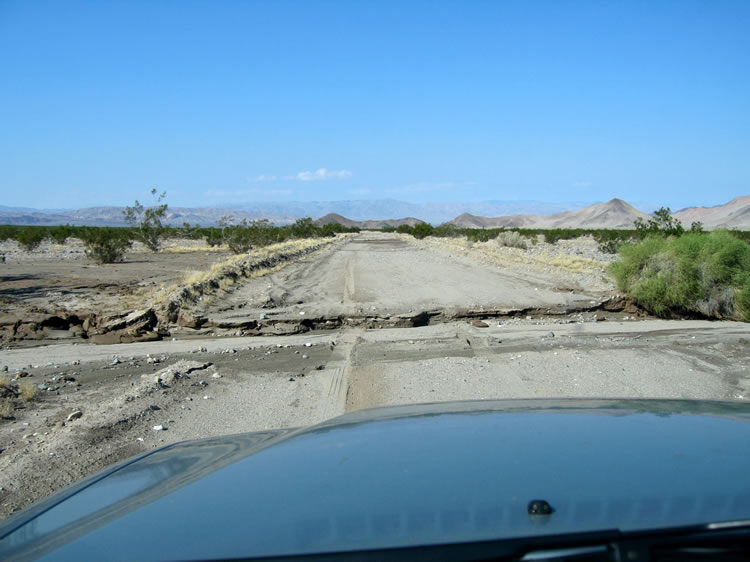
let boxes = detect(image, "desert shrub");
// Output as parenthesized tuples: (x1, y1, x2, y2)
(593, 230, 635, 254)
(0, 226, 20, 242)
(204, 228, 224, 247)
(319, 222, 358, 236)
(219, 218, 279, 254)
(410, 222, 434, 239)
(633, 207, 684, 239)
(178, 222, 202, 239)
(495, 230, 528, 249)
(610, 230, 750, 321)
(123, 189, 168, 251)
(432, 223, 461, 238)
(396, 224, 412, 234)
(17, 227, 47, 251)
(289, 217, 317, 239)
(466, 229, 498, 242)
(0, 398, 13, 418)
(48, 224, 74, 244)
(81, 227, 132, 263)
(727, 229, 750, 244)
(18, 381, 38, 402)
(221, 221, 255, 254)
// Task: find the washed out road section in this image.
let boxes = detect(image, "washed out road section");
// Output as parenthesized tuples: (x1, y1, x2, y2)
(200, 233, 608, 327)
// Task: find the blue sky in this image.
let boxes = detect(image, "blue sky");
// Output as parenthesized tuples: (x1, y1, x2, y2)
(1, 0, 748, 211)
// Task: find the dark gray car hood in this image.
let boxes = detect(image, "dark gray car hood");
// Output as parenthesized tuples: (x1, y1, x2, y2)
(2, 399, 750, 560)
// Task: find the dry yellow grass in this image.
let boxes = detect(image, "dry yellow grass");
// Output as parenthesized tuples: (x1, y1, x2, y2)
(18, 381, 38, 402)
(414, 235, 610, 287)
(162, 244, 227, 254)
(0, 398, 13, 418)
(150, 236, 345, 311)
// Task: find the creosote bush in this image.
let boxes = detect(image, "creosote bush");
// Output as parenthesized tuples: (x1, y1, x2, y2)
(495, 230, 528, 249)
(123, 189, 168, 252)
(81, 228, 133, 264)
(214, 216, 359, 254)
(16, 227, 46, 251)
(610, 230, 750, 321)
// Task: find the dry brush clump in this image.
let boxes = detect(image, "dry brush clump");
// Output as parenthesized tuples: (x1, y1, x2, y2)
(0, 377, 38, 419)
(495, 231, 528, 249)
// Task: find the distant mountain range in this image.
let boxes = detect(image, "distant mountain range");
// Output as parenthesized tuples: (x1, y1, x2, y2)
(316, 197, 750, 230)
(0, 199, 588, 227)
(314, 213, 424, 229)
(447, 198, 651, 229)
(0, 206, 297, 227)
(673, 195, 750, 229)
(227, 199, 590, 225)
(0, 196, 748, 229)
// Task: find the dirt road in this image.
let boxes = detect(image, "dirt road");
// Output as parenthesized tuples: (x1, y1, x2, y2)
(1, 232, 749, 517)
(199, 232, 613, 327)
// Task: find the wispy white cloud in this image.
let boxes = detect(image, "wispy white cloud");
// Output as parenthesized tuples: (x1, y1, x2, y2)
(249, 174, 278, 183)
(292, 168, 353, 181)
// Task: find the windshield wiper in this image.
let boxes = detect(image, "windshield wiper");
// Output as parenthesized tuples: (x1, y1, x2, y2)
(518, 520, 750, 562)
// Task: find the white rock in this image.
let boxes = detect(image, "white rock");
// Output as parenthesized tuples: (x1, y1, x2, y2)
(66, 411, 83, 422)
(152, 425, 165, 431)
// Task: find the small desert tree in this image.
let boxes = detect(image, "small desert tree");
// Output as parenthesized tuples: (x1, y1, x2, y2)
(633, 207, 684, 239)
(123, 189, 168, 251)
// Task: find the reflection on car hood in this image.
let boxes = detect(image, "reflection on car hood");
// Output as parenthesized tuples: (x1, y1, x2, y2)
(1, 399, 750, 560)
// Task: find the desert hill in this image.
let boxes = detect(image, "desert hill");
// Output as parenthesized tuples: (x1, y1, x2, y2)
(673, 195, 750, 229)
(315, 213, 424, 229)
(450, 198, 651, 229)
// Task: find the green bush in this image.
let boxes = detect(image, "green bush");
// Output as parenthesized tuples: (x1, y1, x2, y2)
(410, 222, 434, 239)
(204, 228, 224, 247)
(432, 224, 461, 238)
(289, 217, 317, 239)
(0, 226, 20, 242)
(123, 189, 168, 252)
(496, 231, 528, 249)
(466, 229, 498, 242)
(81, 228, 132, 263)
(17, 227, 47, 251)
(48, 225, 74, 245)
(633, 207, 684, 239)
(609, 230, 750, 321)
(178, 222, 202, 240)
(319, 222, 358, 236)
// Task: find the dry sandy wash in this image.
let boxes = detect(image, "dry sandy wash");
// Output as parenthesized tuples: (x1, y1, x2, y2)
(1, 232, 749, 518)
